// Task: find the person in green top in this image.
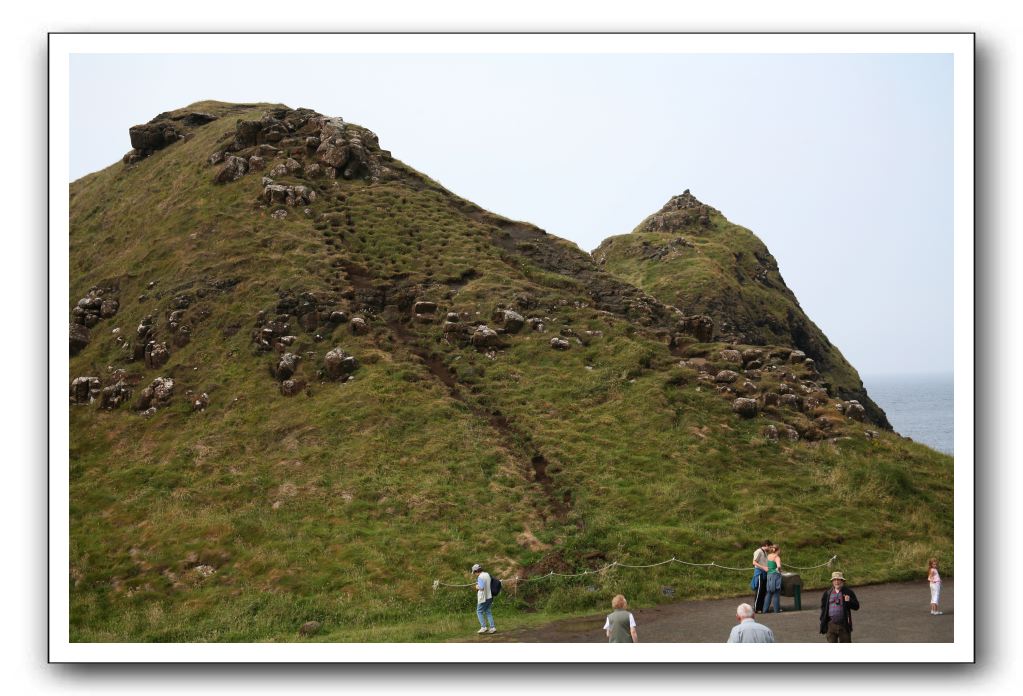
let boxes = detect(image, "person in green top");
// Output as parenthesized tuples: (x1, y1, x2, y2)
(603, 594, 639, 643)
(764, 544, 783, 613)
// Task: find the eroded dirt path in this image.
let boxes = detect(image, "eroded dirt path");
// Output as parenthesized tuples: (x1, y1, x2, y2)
(469, 581, 953, 643)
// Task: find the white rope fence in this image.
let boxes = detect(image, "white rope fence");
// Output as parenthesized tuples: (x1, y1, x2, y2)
(433, 554, 838, 590)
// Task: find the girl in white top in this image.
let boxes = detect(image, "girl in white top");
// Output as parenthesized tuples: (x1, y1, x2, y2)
(927, 558, 943, 615)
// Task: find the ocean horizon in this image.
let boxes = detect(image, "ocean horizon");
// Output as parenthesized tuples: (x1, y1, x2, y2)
(862, 372, 954, 456)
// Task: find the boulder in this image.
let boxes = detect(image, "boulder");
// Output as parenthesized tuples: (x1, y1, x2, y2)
(280, 379, 306, 397)
(763, 392, 780, 406)
(213, 155, 249, 184)
(788, 350, 807, 364)
(299, 621, 321, 636)
(732, 398, 759, 418)
(274, 353, 300, 381)
(550, 337, 571, 351)
(324, 347, 359, 380)
(100, 381, 132, 410)
(137, 315, 155, 340)
(298, 312, 320, 332)
(248, 155, 265, 171)
(413, 301, 438, 315)
(329, 310, 349, 324)
(719, 349, 742, 363)
(303, 163, 322, 178)
(99, 299, 119, 319)
(843, 401, 867, 421)
(263, 184, 316, 206)
(69, 323, 91, 355)
(763, 424, 779, 441)
(136, 377, 174, 411)
(470, 325, 500, 349)
(527, 317, 545, 332)
(144, 342, 170, 369)
(493, 309, 525, 333)
(350, 317, 369, 335)
(779, 393, 803, 410)
(714, 370, 739, 384)
(783, 426, 800, 441)
(128, 121, 182, 151)
(69, 377, 100, 405)
(741, 348, 764, 364)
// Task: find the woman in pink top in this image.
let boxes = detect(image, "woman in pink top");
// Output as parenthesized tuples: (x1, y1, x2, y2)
(927, 558, 943, 615)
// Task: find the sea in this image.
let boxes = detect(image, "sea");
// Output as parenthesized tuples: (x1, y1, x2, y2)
(862, 373, 954, 456)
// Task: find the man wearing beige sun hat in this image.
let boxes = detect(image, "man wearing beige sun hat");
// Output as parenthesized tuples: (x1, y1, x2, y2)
(819, 571, 860, 643)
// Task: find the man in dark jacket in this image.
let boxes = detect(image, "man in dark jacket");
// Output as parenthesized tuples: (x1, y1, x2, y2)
(819, 571, 860, 642)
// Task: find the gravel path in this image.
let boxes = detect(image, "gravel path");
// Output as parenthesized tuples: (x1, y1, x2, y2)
(479, 580, 953, 643)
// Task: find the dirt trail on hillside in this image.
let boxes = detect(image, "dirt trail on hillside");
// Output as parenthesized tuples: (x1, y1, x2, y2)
(471, 581, 953, 643)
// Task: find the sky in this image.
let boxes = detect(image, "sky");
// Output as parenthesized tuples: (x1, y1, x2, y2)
(69, 51, 953, 379)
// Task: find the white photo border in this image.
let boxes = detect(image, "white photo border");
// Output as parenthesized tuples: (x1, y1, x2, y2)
(49, 31, 974, 663)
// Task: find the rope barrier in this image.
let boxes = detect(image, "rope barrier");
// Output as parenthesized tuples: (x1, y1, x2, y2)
(433, 554, 837, 589)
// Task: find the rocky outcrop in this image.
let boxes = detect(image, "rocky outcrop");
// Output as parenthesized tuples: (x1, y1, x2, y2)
(144, 341, 170, 369)
(714, 370, 739, 384)
(69, 323, 91, 356)
(675, 315, 714, 343)
(192, 393, 210, 412)
(493, 308, 525, 334)
(263, 184, 316, 206)
(550, 337, 571, 351)
(222, 108, 390, 185)
(324, 347, 359, 380)
(719, 349, 741, 363)
(70, 377, 100, 405)
(213, 156, 249, 184)
(280, 379, 306, 397)
(635, 189, 716, 232)
(732, 398, 759, 418)
(840, 400, 867, 421)
(136, 377, 174, 411)
(273, 353, 300, 381)
(100, 381, 133, 410)
(470, 325, 500, 349)
(123, 111, 217, 165)
(72, 287, 119, 327)
(350, 317, 369, 335)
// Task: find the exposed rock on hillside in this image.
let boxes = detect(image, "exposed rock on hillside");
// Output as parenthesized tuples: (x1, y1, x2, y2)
(123, 110, 218, 164)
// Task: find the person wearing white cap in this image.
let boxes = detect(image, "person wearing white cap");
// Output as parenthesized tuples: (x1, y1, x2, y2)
(471, 563, 496, 634)
(819, 571, 860, 642)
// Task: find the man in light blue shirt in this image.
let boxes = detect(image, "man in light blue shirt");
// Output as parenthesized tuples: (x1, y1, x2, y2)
(727, 603, 775, 643)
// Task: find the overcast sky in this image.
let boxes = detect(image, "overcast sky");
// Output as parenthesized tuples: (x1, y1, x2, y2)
(70, 52, 953, 379)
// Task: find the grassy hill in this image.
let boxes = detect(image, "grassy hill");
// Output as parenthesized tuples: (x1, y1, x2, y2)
(593, 191, 890, 428)
(68, 102, 952, 641)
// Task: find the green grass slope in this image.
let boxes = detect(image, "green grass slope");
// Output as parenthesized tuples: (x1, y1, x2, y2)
(68, 103, 951, 641)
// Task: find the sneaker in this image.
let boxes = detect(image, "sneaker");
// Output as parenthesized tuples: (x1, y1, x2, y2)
(488, 627, 496, 633)
(934, 611, 943, 615)
(477, 627, 488, 633)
